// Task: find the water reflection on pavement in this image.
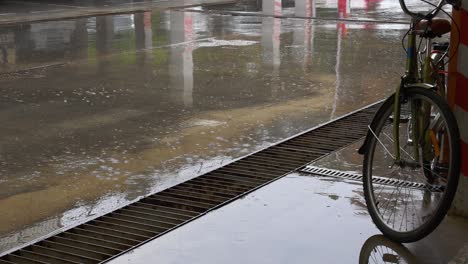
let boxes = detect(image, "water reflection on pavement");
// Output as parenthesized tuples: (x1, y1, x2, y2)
(0, 0, 410, 252)
(107, 147, 468, 264)
(109, 172, 379, 264)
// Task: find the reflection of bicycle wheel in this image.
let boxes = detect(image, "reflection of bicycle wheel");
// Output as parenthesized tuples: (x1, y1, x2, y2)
(359, 235, 418, 264)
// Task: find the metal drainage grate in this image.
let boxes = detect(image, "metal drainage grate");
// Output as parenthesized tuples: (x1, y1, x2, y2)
(300, 165, 363, 180)
(300, 165, 444, 192)
(0, 103, 382, 263)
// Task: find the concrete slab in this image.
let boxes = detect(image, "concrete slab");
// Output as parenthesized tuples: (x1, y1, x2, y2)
(108, 172, 380, 264)
(108, 141, 468, 264)
(107, 171, 468, 264)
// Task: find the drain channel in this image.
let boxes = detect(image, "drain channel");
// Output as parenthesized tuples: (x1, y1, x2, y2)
(300, 165, 444, 192)
(0, 103, 381, 263)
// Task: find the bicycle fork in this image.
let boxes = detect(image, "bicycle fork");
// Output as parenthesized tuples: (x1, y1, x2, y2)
(393, 80, 403, 163)
(393, 84, 440, 169)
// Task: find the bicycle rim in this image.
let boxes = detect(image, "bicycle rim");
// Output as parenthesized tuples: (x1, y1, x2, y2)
(363, 87, 460, 242)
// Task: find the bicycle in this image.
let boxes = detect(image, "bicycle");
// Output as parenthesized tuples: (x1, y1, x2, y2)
(358, 0, 462, 243)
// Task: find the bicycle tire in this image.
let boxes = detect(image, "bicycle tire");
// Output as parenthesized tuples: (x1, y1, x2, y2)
(363, 87, 460, 243)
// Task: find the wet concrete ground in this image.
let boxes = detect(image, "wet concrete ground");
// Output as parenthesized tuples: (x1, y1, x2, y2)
(0, 0, 455, 257)
(108, 142, 468, 264)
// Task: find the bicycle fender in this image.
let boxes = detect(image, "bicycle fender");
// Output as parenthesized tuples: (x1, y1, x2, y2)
(407, 83, 437, 90)
(358, 95, 396, 155)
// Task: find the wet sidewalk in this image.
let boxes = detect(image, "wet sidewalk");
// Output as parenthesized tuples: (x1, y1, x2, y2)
(0, 0, 462, 261)
(108, 142, 468, 264)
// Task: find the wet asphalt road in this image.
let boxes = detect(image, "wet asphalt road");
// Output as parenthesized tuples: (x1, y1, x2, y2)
(0, 0, 443, 254)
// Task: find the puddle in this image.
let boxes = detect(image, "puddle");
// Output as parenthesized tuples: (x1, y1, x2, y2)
(0, 1, 413, 253)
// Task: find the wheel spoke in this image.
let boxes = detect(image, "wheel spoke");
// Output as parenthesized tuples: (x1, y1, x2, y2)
(368, 125, 396, 160)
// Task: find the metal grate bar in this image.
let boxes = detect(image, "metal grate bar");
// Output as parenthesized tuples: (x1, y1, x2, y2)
(241, 155, 311, 166)
(71, 227, 142, 245)
(40, 240, 112, 259)
(0, 102, 382, 263)
(175, 181, 244, 196)
(28, 245, 101, 263)
(300, 165, 444, 192)
(48, 236, 122, 255)
(156, 190, 225, 205)
(115, 208, 185, 225)
(226, 159, 297, 170)
(16, 249, 80, 264)
(6, 254, 50, 264)
(81, 223, 154, 240)
(170, 184, 238, 198)
(108, 212, 176, 228)
(59, 232, 132, 250)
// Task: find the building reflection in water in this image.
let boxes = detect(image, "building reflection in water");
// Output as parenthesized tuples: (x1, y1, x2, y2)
(96, 16, 115, 73)
(331, 0, 350, 119)
(70, 18, 88, 60)
(169, 11, 194, 108)
(0, 19, 89, 72)
(262, 0, 282, 16)
(0, 13, 157, 72)
(262, 0, 282, 98)
(337, 0, 350, 36)
(135, 12, 153, 65)
(293, 0, 316, 71)
(0, 30, 15, 68)
(0, 0, 391, 74)
(295, 0, 316, 17)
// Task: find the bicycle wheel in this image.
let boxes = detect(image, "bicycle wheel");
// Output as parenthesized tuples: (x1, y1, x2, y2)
(363, 87, 460, 243)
